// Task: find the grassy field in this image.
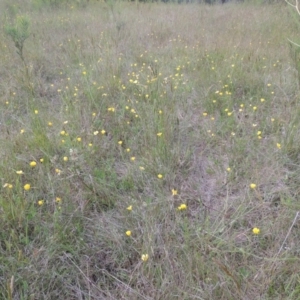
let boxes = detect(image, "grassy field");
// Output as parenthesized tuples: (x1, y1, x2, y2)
(1, 0, 300, 299)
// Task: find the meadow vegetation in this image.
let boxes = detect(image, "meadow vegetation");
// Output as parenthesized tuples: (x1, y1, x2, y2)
(0, 0, 300, 299)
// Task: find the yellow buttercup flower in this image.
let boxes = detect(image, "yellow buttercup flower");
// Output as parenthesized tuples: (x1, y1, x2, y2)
(3, 183, 13, 189)
(141, 254, 149, 262)
(38, 200, 44, 206)
(30, 161, 37, 167)
(16, 170, 24, 175)
(178, 204, 187, 211)
(172, 189, 178, 196)
(250, 183, 256, 189)
(157, 174, 163, 179)
(125, 230, 132, 236)
(252, 227, 260, 235)
(24, 184, 31, 191)
(126, 205, 132, 211)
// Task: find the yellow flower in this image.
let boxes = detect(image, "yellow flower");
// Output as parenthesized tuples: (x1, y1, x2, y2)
(77, 137, 81, 142)
(16, 170, 24, 175)
(253, 106, 257, 111)
(108, 107, 115, 112)
(157, 174, 163, 179)
(40, 158, 44, 163)
(172, 189, 178, 196)
(60, 130, 66, 136)
(178, 204, 187, 211)
(24, 184, 31, 191)
(55, 197, 62, 203)
(139, 166, 145, 171)
(88, 143, 93, 147)
(226, 167, 231, 172)
(20, 129, 25, 134)
(118, 141, 123, 145)
(3, 183, 13, 189)
(38, 200, 44, 206)
(63, 156, 68, 162)
(101, 130, 106, 135)
(277, 143, 281, 149)
(250, 183, 256, 189)
(130, 157, 135, 161)
(126, 205, 132, 211)
(30, 161, 37, 167)
(125, 230, 132, 236)
(252, 227, 260, 235)
(48, 122, 53, 126)
(257, 131, 262, 136)
(93, 131, 99, 135)
(55, 168, 61, 175)
(141, 254, 149, 262)
(126, 148, 130, 152)
(260, 98, 265, 102)
(203, 112, 208, 116)
(157, 132, 162, 137)
(34, 110, 38, 114)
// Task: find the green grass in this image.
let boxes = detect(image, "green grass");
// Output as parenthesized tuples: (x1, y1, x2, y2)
(1, 0, 300, 299)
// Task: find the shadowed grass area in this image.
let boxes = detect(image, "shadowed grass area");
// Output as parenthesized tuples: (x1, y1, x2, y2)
(1, 0, 300, 299)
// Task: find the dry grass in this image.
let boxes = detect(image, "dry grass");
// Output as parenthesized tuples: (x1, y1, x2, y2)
(1, 0, 300, 299)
